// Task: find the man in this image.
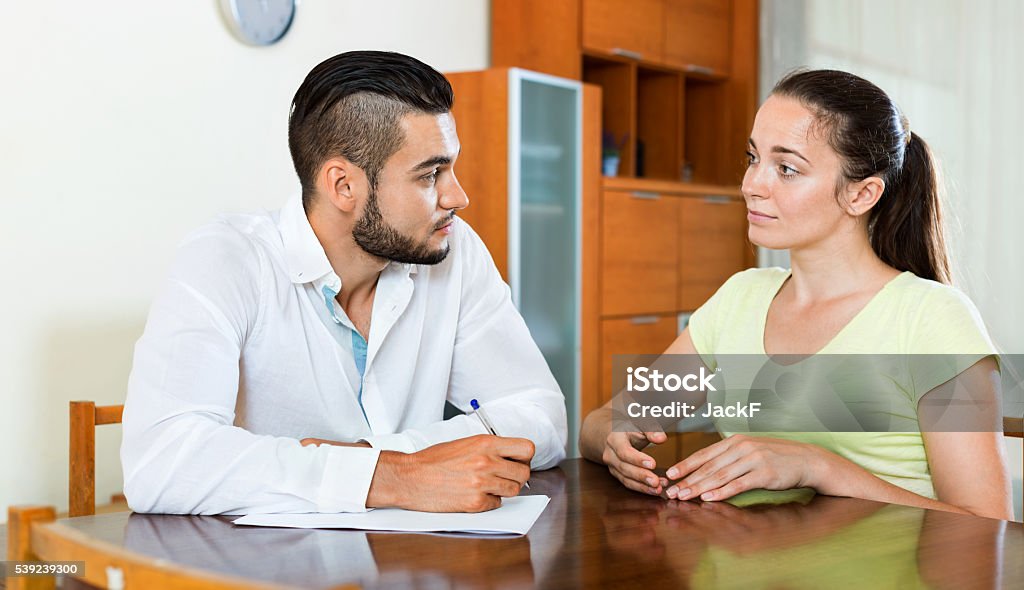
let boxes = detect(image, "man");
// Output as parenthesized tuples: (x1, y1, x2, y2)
(121, 51, 567, 514)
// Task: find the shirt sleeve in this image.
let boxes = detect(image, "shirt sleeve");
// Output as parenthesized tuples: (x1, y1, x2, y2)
(687, 269, 752, 369)
(363, 221, 568, 469)
(120, 222, 380, 515)
(905, 283, 1000, 401)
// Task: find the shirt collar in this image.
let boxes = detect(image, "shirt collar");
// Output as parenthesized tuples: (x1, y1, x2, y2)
(277, 193, 420, 286)
(278, 193, 334, 285)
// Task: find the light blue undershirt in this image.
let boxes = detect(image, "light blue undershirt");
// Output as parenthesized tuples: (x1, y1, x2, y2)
(321, 284, 369, 424)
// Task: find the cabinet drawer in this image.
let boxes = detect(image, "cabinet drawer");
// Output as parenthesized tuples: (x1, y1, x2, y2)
(664, 0, 732, 74)
(601, 190, 679, 316)
(678, 195, 748, 310)
(582, 0, 665, 62)
(599, 315, 679, 406)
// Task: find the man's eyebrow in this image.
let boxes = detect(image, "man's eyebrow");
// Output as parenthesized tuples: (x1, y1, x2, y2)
(410, 155, 453, 173)
(748, 138, 811, 165)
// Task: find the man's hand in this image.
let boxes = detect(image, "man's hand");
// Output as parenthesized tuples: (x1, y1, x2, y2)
(602, 430, 669, 496)
(366, 434, 534, 513)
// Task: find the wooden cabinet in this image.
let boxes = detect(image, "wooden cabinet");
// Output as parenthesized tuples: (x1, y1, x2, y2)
(581, 0, 733, 72)
(597, 180, 750, 411)
(596, 178, 752, 418)
(488, 0, 760, 426)
(678, 195, 750, 310)
(600, 179, 751, 313)
(664, 0, 733, 74)
(636, 67, 683, 179)
(582, 56, 637, 176)
(492, 0, 581, 80)
(582, 0, 665, 61)
(600, 190, 679, 316)
(495, 0, 756, 186)
(599, 315, 679, 405)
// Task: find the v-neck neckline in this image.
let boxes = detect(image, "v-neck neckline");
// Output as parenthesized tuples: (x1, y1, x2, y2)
(760, 270, 909, 360)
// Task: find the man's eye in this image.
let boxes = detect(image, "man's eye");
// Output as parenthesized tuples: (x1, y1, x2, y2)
(421, 170, 439, 183)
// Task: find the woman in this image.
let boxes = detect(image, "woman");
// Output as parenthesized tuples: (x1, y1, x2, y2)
(580, 69, 1014, 520)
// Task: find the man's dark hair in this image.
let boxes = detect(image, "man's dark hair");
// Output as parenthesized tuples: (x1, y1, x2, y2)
(288, 51, 454, 209)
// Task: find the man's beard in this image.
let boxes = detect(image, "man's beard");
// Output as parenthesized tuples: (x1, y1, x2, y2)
(352, 186, 453, 265)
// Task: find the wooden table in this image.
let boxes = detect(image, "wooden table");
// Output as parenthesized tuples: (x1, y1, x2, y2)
(7, 458, 1023, 589)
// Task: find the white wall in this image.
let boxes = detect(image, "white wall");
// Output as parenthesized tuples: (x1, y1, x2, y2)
(0, 0, 489, 522)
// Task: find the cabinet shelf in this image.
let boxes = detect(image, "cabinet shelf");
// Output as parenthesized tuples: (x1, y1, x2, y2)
(581, 48, 729, 82)
(602, 176, 743, 198)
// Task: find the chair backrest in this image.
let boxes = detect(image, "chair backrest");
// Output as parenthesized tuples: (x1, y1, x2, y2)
(1006, 416, 1023, 439)
(69, 401, 124, 517)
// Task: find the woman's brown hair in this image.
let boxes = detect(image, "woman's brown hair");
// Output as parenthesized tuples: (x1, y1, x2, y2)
(772, 69, 950, 284)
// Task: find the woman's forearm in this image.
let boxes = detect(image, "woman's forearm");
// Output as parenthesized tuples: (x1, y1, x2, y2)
(808, 446, 982, 517)
(579, 407, 612, 463)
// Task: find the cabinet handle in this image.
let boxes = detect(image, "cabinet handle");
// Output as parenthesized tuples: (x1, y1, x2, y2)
(611, 48, 643, 60)
(630, 316, 660, 325)
(685, 64, 716, 76)
(703, 195, 733, 204)
(631, 191, 660, 200)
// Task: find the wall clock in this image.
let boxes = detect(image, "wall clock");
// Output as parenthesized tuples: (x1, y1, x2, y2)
(220, 0, 297, 46)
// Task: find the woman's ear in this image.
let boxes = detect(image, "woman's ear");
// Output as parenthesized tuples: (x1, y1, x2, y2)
(842, 176, 885, 217)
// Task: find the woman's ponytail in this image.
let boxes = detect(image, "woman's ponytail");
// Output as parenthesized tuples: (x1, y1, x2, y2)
(868, 132, 950, 284)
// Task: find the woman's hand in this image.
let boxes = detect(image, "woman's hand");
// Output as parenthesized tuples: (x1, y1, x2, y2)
(602, 430, 671, 495)
(663, 434, 827, 501)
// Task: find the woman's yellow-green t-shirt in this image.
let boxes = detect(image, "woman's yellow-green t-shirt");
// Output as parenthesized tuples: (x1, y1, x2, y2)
(687, 268, 998, 499)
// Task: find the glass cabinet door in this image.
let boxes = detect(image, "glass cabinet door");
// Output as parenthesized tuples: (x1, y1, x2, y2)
(509, 69, 582, 455)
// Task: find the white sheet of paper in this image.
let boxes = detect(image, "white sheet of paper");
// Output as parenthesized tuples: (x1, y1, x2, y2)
(232, 495, 550, 536)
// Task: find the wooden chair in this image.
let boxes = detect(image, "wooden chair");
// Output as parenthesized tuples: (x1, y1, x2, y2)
(1006, 416, 1023, 439)
(1004, 417, 1023, 491)
(69, 401, 126, 517)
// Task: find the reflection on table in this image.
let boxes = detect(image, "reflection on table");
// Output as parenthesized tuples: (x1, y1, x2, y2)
(32, 459, 1023, 589)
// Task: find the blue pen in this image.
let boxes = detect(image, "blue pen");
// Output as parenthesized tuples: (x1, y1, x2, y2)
(470, 399, 530, 489)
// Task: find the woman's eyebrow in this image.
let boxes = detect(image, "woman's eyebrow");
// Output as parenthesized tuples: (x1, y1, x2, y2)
(772, 145, 811, 165)
(749, 138, 811, 165)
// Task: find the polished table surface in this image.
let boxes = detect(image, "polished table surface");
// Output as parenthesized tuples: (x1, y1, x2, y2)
(31, 459, 1024, 589)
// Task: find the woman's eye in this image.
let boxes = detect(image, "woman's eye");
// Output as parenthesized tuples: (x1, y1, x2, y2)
(745, 151, 758, 166)
(779, 164, 798, 177)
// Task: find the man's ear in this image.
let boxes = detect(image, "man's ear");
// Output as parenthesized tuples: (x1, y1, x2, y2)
(318, 157, 362, 213)
(842, 176, 885, 217)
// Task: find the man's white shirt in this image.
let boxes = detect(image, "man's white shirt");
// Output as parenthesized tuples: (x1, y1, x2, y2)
(120, 195, 567, 514)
